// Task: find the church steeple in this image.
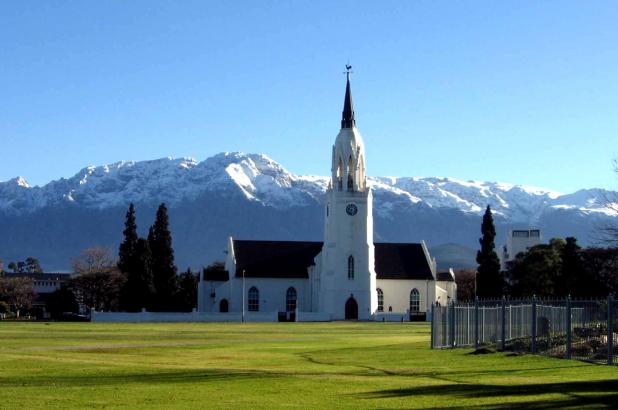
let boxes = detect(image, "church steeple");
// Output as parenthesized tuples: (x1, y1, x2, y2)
(341, 69, 356, 129)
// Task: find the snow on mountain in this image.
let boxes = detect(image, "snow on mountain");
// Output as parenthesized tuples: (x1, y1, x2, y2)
(0, 153, 615, 224)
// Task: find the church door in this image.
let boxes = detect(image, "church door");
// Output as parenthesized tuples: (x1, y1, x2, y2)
(345, 297, 358, 320)
(219, 299, 229, 313)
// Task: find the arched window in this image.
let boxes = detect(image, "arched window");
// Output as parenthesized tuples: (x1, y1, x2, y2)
(347, 155, 354, 190)
(286, 287, 297, 312)
(409, 289, 420, 313)
(377, 288, 384, 312)
(337, 157, 343, 190)
(348, 255, 354, 279)
(248, 286, 259, 312)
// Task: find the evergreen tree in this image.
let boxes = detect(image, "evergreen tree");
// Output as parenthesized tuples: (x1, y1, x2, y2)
(149, 203, 177, 311)
(558, 237, 583, 297)
(118, 203, 138, 274)
(507, 240, 563, 297)
(475, 205, 503, 298)
(120, 238, 154, 312)
(175, 268, 199, 312)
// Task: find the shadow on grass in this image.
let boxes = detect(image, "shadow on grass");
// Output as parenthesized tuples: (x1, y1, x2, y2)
(297, 349, 590, 379)
(361, 379, 618, 409)
(0, 368, 286, 388)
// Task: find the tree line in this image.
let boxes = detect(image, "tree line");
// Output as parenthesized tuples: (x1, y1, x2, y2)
(0, 203, 199, 319)
(469, 205, 618, 300)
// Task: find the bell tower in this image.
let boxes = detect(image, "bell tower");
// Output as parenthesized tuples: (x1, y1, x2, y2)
(319, 68, 377, 320)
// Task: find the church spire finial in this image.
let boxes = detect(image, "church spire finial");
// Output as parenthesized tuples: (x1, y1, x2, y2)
(341, 65, 355, 129)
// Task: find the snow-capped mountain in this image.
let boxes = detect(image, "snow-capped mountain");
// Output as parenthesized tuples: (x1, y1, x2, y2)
(0, 152, 616, 270)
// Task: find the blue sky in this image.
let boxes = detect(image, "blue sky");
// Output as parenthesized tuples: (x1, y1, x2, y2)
(1, 1, 617, 193)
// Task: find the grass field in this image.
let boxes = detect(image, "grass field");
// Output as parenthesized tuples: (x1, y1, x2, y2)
(0, 322, 617, 409)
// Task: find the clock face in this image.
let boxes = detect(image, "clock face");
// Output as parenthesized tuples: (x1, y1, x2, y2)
(346, 203, 358, 216)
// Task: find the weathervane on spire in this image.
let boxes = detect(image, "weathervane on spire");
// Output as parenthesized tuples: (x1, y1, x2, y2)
(344, 64, 353, 78)
(341, 63, 355, 129)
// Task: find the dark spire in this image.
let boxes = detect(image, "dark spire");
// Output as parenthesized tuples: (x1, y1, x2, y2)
(341, 68, 356, 129)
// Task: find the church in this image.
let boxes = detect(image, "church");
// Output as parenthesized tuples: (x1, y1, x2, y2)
(197, 72, 456, 321)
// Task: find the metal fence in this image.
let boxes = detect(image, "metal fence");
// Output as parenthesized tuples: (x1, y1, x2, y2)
(431, 296, 617, 365)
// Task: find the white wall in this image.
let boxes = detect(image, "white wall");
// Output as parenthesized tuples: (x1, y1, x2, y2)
(228, 277, 311, 313)
(92, 311, 242, 323)
(376, 279, 434, 314)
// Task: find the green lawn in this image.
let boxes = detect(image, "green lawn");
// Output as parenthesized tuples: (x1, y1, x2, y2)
(0, 322, 617, 409)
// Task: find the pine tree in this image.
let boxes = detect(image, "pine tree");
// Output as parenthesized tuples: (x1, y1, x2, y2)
(118, 203, 138, 274)
(149, 203, 177, 311)
(476, 205, 503, 298)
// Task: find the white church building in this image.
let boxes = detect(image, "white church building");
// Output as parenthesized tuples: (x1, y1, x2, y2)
(197, 72, 456, 321)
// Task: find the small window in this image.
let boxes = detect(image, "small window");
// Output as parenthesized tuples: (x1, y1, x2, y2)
(286, 287, 297, 312)
(410, 289, 420, 313)
(377, 288, 384, 312)
(248, 287, 259, 312)
(347, 255, 354, 279)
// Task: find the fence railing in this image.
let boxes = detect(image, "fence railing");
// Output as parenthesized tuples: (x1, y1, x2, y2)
(431, 296, 617, 365)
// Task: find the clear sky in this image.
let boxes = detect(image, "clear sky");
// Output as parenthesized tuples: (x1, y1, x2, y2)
(1, 1, 617, 193)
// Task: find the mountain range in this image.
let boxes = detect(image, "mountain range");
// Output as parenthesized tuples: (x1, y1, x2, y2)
(1, 152, 615, 271)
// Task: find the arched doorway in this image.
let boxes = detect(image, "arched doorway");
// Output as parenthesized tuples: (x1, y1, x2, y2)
(345, 297, 358, 320)
(219, 299, 229, 313)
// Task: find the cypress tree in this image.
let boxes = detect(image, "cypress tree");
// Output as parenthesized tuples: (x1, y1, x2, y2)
(120, 238, 155, 312)
(476, 205, 503, 298)
(149, 203, 178, 311)
(118, 203, 138, 274)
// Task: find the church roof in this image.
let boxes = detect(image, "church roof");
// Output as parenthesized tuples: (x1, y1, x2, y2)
(231, 240, 435, 280)
(374, 243, 435, 280)
(233, 240, 323, 279)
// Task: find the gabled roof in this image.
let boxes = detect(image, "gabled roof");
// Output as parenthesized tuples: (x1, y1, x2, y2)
(202, 265, 230, 282)
(231, 240, 434, 280)
(233, 240, 323, 278)
(437, 270, 455, 282)
(374, 243, 435, 280)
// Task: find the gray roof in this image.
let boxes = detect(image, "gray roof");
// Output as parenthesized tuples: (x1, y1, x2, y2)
(3, 272, 71, 281)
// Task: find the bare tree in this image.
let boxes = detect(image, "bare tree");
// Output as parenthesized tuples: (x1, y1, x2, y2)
(72, 247, 116, 275)
(0, 277, 36, 318)
(599, 159, 618, 246)
(69, 272, 126, 311)
(69, 246, 125, 311)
